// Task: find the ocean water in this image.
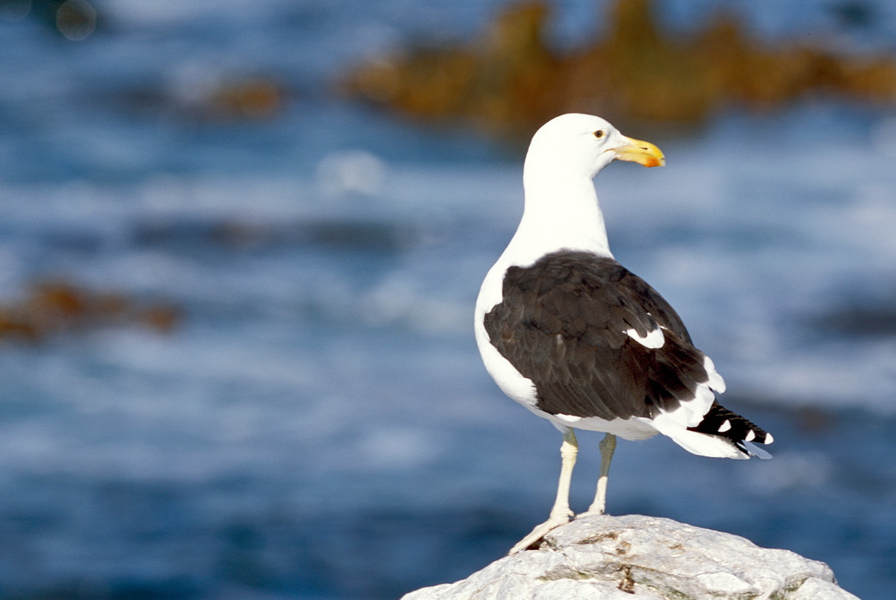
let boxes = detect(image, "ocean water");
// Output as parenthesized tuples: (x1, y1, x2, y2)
(0, 1, 895, 599)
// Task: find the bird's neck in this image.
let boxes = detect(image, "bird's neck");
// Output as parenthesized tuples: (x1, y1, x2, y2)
(505, 167, 612, 267)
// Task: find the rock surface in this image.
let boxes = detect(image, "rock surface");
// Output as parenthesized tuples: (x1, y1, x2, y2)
(402, 514, 860, 600)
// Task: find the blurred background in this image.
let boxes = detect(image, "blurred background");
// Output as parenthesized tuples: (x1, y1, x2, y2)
(0, 0, 895, 598)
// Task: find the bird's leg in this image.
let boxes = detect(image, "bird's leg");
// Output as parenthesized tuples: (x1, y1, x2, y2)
(508, 428, 578, 554)
(584, 433, 617, 515)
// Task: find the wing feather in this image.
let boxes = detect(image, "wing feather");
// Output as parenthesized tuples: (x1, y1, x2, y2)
(484, 251, 716, 421)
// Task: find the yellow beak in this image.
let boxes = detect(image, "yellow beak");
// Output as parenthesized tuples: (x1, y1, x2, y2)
(614, 136, 665, 168)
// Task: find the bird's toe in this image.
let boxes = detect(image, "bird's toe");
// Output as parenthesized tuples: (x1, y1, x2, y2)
(508, 514, 571, 554)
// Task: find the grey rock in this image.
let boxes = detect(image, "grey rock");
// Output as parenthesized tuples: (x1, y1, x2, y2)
(402, 514, 860, 600)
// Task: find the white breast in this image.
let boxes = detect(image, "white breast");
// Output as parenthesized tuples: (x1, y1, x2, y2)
(474, 261, 540, 409)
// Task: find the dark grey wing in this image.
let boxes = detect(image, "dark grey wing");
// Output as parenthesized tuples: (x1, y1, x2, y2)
(484, 251, 718, 421)
(615, 267, 692, 343)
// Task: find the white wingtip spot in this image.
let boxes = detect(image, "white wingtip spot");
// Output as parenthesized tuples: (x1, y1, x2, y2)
(745, 430, 756, 442)
(625, 326, 664, 349)
(765, 433, 774, 444)
(718, 419, 732, 433)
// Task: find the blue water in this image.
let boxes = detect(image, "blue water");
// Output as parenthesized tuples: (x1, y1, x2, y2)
(1, 1, 895, 599)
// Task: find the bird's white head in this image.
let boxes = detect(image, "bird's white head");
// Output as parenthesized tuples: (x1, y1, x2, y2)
(513, 114, 666, 260)
(525, 113, 665, 180)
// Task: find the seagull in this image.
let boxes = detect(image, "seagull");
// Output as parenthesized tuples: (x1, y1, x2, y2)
(474, 113, 773, 554)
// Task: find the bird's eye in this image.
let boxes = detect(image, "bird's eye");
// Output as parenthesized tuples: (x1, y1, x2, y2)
(593, 130, 605, 139)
